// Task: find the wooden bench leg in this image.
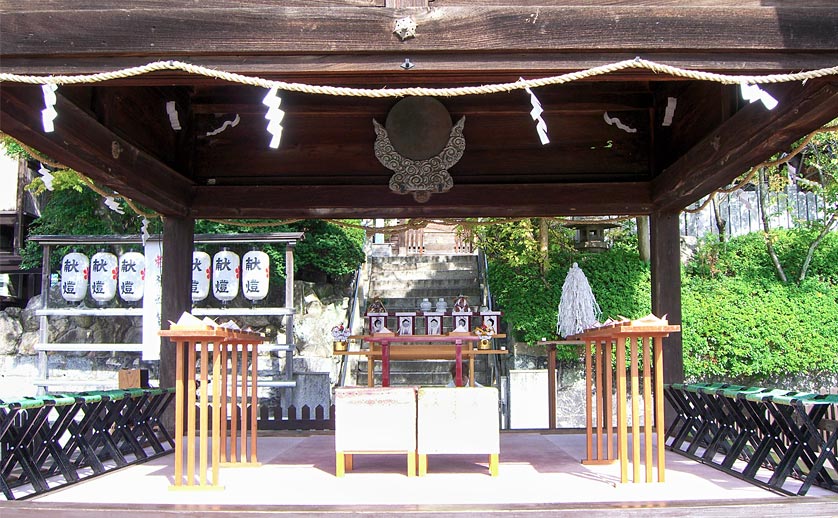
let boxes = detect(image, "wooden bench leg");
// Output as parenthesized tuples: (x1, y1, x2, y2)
(407, 451, 416, 477)
(335, 452, 345, 477)
(418, 453, 427, 476)
(489, 454, 499, 476)
(346, 453, 353, 472)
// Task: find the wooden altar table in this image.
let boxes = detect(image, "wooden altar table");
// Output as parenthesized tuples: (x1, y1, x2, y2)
(337, 334, 507, 387)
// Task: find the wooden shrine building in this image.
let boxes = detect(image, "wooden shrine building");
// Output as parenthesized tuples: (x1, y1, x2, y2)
(1, 1, 837, 394)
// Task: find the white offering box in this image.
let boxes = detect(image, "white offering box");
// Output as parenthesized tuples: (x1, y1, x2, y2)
(423, 312, 444, 335)
(395, 312, 416, 336)
(452, 311, 475, 333)
(365, 312, 389, 334)
(480, 311, 502, 334)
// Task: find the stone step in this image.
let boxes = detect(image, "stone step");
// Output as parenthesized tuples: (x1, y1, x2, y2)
(370, 279, 479, 296)
(369, 256, 478, 269)
(357, 252, 487, 389)
(369, 269, 478, 281)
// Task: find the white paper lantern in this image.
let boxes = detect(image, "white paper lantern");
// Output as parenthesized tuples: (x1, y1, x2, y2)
(212, 249, 240, 302)
(89, 251, 118, 303)
(60, 252, 89, 302)
(118, 251, 145, 302)
(242, 250, 269, 301)
(191, 251, 211, 302)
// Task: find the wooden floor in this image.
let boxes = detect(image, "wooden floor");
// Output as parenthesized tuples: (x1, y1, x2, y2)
(2, 432, 837, 517)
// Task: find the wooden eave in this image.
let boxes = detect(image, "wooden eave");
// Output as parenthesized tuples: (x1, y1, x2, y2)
(1, 1, 837, 219)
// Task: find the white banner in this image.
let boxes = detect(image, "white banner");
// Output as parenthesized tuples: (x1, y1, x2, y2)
(142, 239, 163, 361)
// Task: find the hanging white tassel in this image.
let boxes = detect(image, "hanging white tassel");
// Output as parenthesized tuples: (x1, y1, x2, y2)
(104, 196, 125, 214)
(557, 262, 602, 338)
(522, 80, 550, 145)
(262, 87, 285, 148)
(140, 217, 151, 247)
(41, 84, 58, 133)
(740, 81, 778, 110)
(38, 163, 54, 191)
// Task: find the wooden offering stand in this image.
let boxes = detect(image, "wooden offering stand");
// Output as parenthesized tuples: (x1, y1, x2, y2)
(569, 315, 680, 484)
(159, 325, 264, 490)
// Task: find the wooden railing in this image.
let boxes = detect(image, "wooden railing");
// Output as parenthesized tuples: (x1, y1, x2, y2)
(200, 404, 335, 432)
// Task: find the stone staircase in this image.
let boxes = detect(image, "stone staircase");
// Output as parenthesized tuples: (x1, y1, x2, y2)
(356, 254, 490, 386)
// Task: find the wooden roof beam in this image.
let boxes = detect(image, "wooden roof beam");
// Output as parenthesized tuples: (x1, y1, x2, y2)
(189, 183, 652, 219)
(0, 86, 194, 217)
(651, 79, 838, 212)
(2, 5, 836, 60)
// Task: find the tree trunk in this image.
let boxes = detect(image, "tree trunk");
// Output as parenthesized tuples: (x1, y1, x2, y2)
(539, 218, 550, 273)
(636, 216, 651, 262)
(799, 212, 837, 282)
(711, 193, 728, 242)
(757, 169, 788, 283)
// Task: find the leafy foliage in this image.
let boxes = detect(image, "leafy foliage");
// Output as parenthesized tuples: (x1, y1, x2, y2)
(687, 229, 838, 283)
(682, 275, 838, 380)
(485, 222, 650, 361)
(485, 223, 838, 378)
(194, 219, 364, 284)
(20, 180, 154, 271)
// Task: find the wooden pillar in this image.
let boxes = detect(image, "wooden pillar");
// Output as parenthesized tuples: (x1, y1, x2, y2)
(160, 216, 195, 429)
(650, 210, 683, 426)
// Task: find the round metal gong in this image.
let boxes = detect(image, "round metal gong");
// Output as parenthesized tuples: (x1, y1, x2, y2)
(385, 97, 453, 161)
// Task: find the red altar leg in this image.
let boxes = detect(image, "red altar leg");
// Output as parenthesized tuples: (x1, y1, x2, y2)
(382, 340, 390, 387)
(455, 341, 463, 387)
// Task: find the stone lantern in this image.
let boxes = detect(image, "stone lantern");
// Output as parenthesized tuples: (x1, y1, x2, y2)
(565, 220, 618, 252)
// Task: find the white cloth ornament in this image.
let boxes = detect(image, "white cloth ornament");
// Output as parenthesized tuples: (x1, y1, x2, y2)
(166, 101, 182, 130)
(740, 82, 778, 110)
(262, 87, 285, 149)
(557, 262, 602, 338)
(522, 81, 550, 145)
(603, 112, 637, 133)
(661, 97, 677, 127)
(41, 84, 58, 133)
(140, 217, 151, 247)
(104, 196, 125, 214)
(206, 114, 240, 136)
(38, 164, 54, 191)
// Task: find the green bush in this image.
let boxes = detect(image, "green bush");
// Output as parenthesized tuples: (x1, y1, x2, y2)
(488, 229, 838, 379)
(488, 247, 650, 361)
(682, 275, 838, 380)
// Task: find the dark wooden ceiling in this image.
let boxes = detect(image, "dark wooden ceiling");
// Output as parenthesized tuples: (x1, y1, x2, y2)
(1, 1, 837, 219)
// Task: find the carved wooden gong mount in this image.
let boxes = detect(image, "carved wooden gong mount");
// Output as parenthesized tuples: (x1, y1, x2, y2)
(373, 97, 465, 203)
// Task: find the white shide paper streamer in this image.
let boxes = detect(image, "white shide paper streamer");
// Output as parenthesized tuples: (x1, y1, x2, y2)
(165, 101, 181, 130)
(205, 114, 240, 136)
(41, 84, 58, 133)
(740, 82, 778, 110)
(104, 196, 125, 215)
(662, 97, 678, 127)
(262, 87, 285, 149)
(603, 112, 637, 133)
(522, 83, 550, 145)
(38, 163, 54, 191)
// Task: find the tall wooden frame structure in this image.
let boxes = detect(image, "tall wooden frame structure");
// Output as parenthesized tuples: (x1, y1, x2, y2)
(2, 1, 838, 393)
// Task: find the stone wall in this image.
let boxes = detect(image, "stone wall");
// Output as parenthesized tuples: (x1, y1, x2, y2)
(0, 279, 352, 404)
